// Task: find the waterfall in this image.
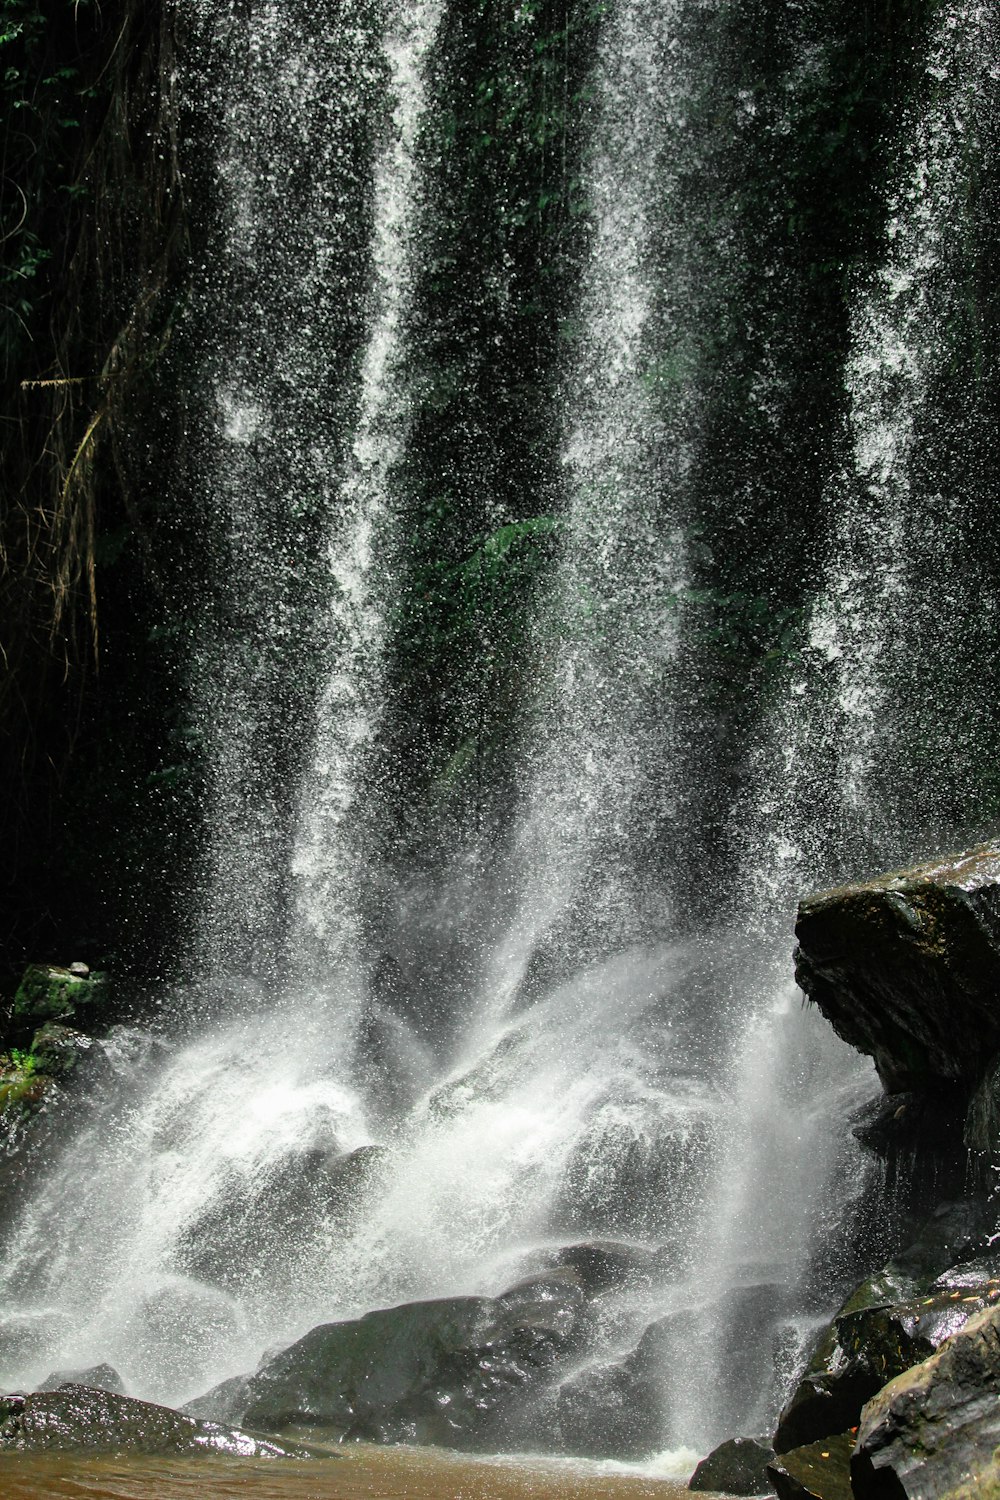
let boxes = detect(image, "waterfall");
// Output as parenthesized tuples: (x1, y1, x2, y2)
(1, 0, 999, 1463)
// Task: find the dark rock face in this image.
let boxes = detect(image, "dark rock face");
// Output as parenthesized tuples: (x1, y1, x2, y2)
(548, 1240, 659, 1296)
(0, 1383, 308, 1457)
(194, 1270, 587, 1449)
(554, 1098, 717, 1239)
(852, 1304, 1000, 1500)
(767, 1432, 855, 1500)
(38, 1362, 125, 1394)
(795, 845, 1000, 1092)
(688, 1436, 774, 1494)
(774, 1239, 1000, 1454)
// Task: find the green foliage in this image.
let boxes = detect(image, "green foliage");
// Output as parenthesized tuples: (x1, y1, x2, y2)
(0, 1044, 44, 1115)
(0, 0, 99, 373)
(404, 512, 560, 645)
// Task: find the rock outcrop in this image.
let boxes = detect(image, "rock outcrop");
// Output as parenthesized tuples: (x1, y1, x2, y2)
(779, 843, 1000, 1497)
(795, 844, 1000, 1094)
(774, 1243, 1000, 1455)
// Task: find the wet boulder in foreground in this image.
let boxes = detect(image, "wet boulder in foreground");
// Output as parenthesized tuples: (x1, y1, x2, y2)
(774, 1226, 1000, 1454)
(767, 1432, 855, 1500)
(0, 1383, 310, 1457)
(851, 1303, 1000, 1499)
(688, 1435, 774, 1494)
(194, 1270, 587, 1448)
(558, 1281, 791, 1461)
(795, 844, 1000, 1092)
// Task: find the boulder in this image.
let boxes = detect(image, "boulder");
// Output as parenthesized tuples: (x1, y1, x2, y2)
(559, 1282, 790, 1459)
(38, 1362, 125, 1394)
(852, 1303, 1000, 1499)
(774, 1239, 1000, 1454)
(6, 966, 109, 1047)
(549, 1240, 659, 1295)
(0, 1383, 311, 1457)
(689, 1436, 774, 1493)
(193, 1269, 587, 1449)
(554, 1094, 717, 1240)
(795, 845, 1000, 1092)
(556, 1353, 660, 1460)
(767, 1432, 855, 1500)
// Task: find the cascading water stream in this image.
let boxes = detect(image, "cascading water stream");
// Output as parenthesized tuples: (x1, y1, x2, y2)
(1, 0, 999, 1467)
(291, 0, 443, 984)
(673, 0, 1000, 1445)
(0, 0, 444, 1407)
(470, 0, 694, 1045)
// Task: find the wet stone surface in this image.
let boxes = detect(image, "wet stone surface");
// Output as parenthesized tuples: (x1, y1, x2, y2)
(0, 1384, 312, 1458)
(190, 1271, 589, 1451)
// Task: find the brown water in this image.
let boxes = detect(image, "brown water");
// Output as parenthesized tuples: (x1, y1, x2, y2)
(0, 1445, 723, 1500)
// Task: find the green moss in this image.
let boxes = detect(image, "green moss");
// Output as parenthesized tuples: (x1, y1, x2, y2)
(12, 964, 108, 1026)
(0, 1048, 51, 1115)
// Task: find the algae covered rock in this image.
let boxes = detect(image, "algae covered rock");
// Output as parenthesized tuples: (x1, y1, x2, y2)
(851, 1303, 1000, 1499)
(9, 965, 109, 1042)
(0, 1383, 311, 1457)
(795, 845, 1000, 1091)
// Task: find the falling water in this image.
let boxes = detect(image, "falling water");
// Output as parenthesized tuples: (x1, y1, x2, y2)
(1, 0, 999, 1466)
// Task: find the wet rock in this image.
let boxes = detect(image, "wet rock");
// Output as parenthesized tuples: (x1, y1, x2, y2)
(182, 1370, 255, 1425)
(688, 1435, 774, 1493)
(556, 1354, 660, 1460)
(0, 1309, 68, 1379)
(851, 1303, 1000, 1499)
(29, 1025, 112, 1086)
(196, 1271, 587, 1449)
(549, 1240, 658, 1295)
(559, 1282, 791, 1460)
(653, 1283, 792, 1444)
(891, 1200, 995, 1282)
(555, 1094, 717, 1239)
(6, 966, 109, 1048)
(962, 1058, 1000, 1185)
(0, 1383, 311, 1456)
(794, 844, 1000, 1092)
(176, 1143, 386, 1294)
(767, 1432, 855, 1500)
(38, 1362, 125, 1394)
(774, 1233, 1000, 1454)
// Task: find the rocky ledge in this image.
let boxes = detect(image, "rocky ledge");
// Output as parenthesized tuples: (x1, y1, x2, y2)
(794, 843, 1000, 1096)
